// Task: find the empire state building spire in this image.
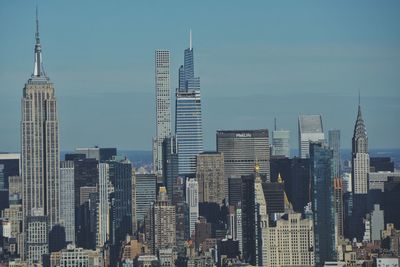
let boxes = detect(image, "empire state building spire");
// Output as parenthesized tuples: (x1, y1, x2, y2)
(33, 7, 46, 77)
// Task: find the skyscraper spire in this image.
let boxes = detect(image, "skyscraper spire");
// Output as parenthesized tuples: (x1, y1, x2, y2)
(33, 6, 45, 77)
(189, 29, 192, 50)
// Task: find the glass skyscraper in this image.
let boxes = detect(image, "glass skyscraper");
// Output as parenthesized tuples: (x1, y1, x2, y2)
(175, 31, 203, 175)
(310, 142, 336, 266)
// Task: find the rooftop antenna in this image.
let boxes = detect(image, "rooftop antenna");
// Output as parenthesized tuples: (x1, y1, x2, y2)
(189, 29, 192, 50)
(358, 90, 361, 106)
(274, 117, 277, 131)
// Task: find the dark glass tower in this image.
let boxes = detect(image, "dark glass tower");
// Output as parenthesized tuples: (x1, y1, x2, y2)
(310, 142, 336, 266)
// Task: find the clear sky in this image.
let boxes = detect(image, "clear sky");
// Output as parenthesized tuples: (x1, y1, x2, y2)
(1, 1, 399, 152)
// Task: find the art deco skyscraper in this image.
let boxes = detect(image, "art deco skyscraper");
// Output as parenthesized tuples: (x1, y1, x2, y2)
(175, 31, 203, 175)
(153, 50, 171, 176)
(350, 97, 370, 240)
(21, 10, 60, 229)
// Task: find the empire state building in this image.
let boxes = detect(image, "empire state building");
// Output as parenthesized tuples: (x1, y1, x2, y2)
(21, 10, 60, 229)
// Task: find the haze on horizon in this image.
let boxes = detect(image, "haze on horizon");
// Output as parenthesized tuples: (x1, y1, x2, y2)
(1, 1, 399, 152)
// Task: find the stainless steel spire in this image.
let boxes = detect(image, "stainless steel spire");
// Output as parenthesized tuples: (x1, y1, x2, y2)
(33, 6, 45, 77)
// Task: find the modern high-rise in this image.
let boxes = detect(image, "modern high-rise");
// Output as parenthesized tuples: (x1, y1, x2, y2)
(217, 129, 270, 193)
(162, 136, 179, 201)
(135, 174, 157, 223)
(108, 157, 132, 245)
(310, 142, 336, 266)
(350, 99, 369, 241)
(60, 161, 75, 244)
(21, 10, 60, 230)
(298, 115, 325, 158)
(154, 50, 171, 176)
(97, 163, 111, 247)
(272, 130, 290, 157)
(186, 178, 199, 237)
(265, 213, 315, 267)
(0, 153, 20, 190)
(329, 130, 343, 242)
(328, 130, 341, 179)
(175, 31, 203, 175)
(196, 152, 225, 204)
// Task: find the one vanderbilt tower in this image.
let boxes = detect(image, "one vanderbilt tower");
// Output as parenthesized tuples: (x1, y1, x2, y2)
(21, 8, 60, 233)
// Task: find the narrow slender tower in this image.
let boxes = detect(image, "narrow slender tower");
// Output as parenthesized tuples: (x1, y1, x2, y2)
(21, 8, 60, 228)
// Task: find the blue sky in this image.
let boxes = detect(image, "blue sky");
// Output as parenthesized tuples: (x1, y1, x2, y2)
(1, 1, 399, 152)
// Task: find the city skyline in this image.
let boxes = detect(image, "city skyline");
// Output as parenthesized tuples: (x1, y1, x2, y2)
(1, 1, 400, 152)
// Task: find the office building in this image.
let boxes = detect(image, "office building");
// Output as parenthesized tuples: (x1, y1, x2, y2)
(135, 174, 157, 224)
(265, 212, 315, 267)
(97, 163, 110, 247)
(74, 158, 98, 208)
(75, 147, 117, 162)
(186, 178, 199, 237)
(162, 136, 179, 201)
(310, 142, 336, 266)
(370, 157, 394, 172)
(60, 161, 75, 244)
(298, 115, 325, 158)
(270, 157, 311, 213)
(108, 157, 132, 245)
(217, 129, 271, 193)
(228, 176, 242, 207)
(334, 178, 344, 241)
(328, 130, 341, 179)
(0, 153, 20, 190)
(21, 11, 60, 231)
(262, 174, 285, 216)
(272, 130, 290, 158)
(241, 174, 256, 265)
(153, 50, 171, 176)
(370, 204, 384, 242)
(350, 99, 370, 240)
(149, 187, 176, 254)
(51, 244, 104, 267)
(25, 208, 48, 264)
(196, 152, 225, 204)
(175, 31, 203, 175)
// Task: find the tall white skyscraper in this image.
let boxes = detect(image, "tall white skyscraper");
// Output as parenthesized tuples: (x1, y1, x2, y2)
(185, 178, 199, 237)
(298, 115, 325, 158)
(60, 161, 75, 244)
(154, 50, 171, 176)
(21, 9, 60, 229)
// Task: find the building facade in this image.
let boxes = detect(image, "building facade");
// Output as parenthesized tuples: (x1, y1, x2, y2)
(298, 115, 325, 158)
(217, 129, 271, 199)
(21, 12, 60, 232)
(175, 32, 203, 175)
(265, 212, 315, 267)
(310, 142, 336, 266)
(186, 178, 199, 237)
(196, 152, 225, 204)
(60, 161, 75, 244)
(154, 50, 171, 176)
(350, 101, 370, 241)
(272, 130, 290, 158)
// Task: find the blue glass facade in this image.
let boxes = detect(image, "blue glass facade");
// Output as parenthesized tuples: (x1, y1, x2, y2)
(310, 142, 336, 266)
(175, 42, 203, 175)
